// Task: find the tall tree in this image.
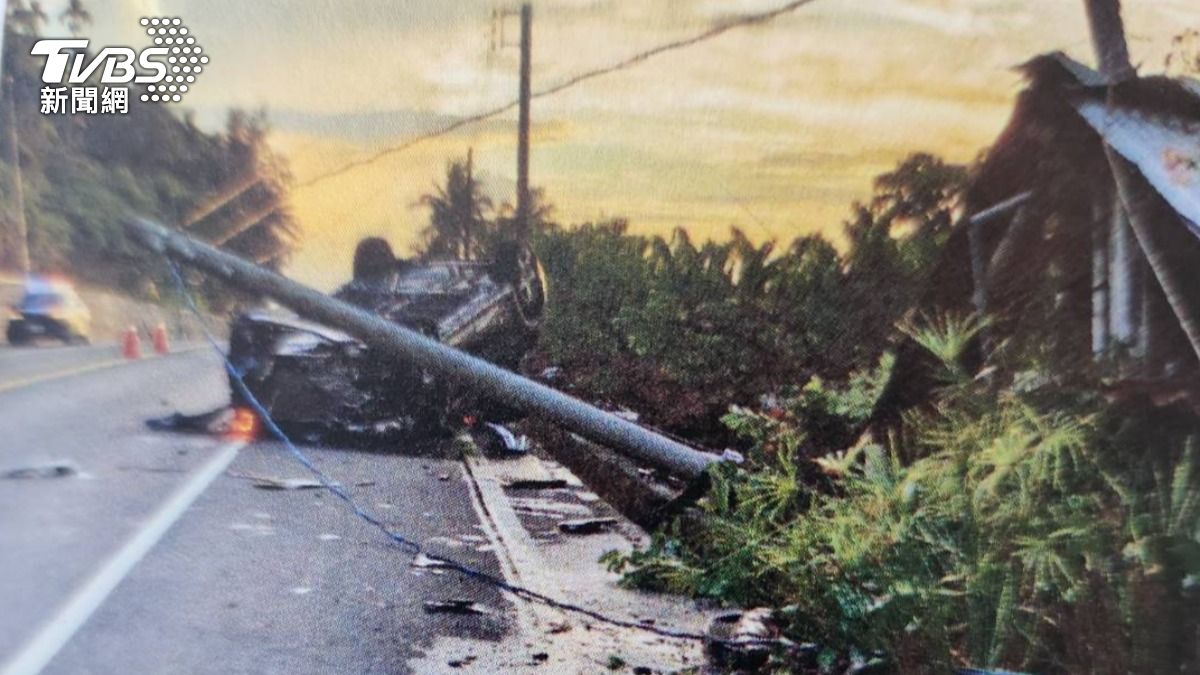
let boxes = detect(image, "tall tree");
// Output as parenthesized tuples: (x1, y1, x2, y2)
(59, 0, 92, 36)
(417, 154, 493, 261)
(8, 1, 47, 36)
(1166, 28, 1200, 76)
(842, 153, 968, 366)
(211, 109, 296, 267)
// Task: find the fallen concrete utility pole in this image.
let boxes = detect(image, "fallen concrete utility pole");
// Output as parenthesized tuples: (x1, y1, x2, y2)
(126, 217, 720, 479)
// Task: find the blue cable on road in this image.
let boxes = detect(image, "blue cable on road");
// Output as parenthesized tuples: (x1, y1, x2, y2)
(163, 261, 737, 646)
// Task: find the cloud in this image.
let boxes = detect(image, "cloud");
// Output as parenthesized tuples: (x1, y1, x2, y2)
(63, 0, 1200, 285)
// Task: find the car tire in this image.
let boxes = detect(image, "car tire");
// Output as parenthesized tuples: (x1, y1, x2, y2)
(6, 322, 30, 346)
(51, 324, 74, 345)
(491, 241, 545, 330)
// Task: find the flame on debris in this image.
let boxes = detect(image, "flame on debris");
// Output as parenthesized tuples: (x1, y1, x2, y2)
(226, 407, 260, 442)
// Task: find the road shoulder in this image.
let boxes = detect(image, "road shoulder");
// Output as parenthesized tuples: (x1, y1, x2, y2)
(417, 435, 711, 673)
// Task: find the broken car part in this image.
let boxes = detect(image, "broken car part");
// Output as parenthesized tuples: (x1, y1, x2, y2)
(422, 599, 490, 615)
(1, 461, 81, 480)
(557, 517, 618, 535)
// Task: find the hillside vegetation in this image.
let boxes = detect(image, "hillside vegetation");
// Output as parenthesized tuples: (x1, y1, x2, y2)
(0, 23, 294, 310)
(413, 150, 1200, 672)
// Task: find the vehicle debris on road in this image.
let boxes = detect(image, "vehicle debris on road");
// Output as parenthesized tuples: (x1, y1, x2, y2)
(1, 460, 81, 479)
(226, 471, 333, 491)
(411, 553, 455, 570)
(557, 517, 619, 535)
(145, 407, 235, 435)
(250, 477, 328, 491)
(502, 478, 568, 490)
(422, 599, 491, 615)
(705, 608, 782, 671)
(481, 422, 529, 453)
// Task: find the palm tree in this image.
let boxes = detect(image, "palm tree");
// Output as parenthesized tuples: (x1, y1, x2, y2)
(60, 0, 92, 36)
(418, 153, 493, 261)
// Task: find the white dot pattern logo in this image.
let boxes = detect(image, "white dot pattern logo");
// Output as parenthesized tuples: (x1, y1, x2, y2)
(140, 17, 207, 105)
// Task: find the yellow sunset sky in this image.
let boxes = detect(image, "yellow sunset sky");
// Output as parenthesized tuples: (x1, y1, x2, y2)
(35, 0, 1199, 289)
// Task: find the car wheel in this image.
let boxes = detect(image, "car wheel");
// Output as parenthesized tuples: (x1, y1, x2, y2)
(6, 322, 29, 346)
(511, 245, 546, 330)
(489, 240, 546, 329)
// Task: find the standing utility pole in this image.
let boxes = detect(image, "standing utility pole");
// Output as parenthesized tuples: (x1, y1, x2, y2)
(515, 3, 532, 237)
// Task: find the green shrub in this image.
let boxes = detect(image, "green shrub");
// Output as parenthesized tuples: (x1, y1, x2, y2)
(532, 220, 652, 396)
(529, 154, 966, 441)
(606, 317, 1200, 673)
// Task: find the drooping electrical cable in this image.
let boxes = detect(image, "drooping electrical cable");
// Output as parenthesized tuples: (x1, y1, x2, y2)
(295, 0, 819, 190)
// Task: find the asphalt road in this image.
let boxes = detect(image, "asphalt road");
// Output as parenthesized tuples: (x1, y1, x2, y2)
(0, 346, 518, 674)
(0, 343, 125, 391)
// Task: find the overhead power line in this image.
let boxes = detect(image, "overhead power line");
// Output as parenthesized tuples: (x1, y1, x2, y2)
(296, 0, 819, 190)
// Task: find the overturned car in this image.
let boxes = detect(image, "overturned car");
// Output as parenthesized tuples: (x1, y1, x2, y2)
(227, 238, 545, 439)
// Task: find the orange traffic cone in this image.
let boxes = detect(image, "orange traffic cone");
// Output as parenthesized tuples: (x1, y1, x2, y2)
(122, 326, 142, 360)
(152, 323, 170, 355)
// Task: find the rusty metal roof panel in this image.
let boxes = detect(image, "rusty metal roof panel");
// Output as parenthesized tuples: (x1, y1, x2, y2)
(1050, 52, 1108, 87)
(1074, 99, 1200, 236)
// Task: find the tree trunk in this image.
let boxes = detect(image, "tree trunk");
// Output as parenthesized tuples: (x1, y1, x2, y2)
(1092, 197, 1111, 356)
(1106, 151, 1200, 368)
(4, 79, 29, 274)
(1082, 0, 1135, 82)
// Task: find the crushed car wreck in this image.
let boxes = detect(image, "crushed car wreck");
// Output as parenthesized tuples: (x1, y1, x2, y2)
(226, 237, 546, 440)
(131, 215, 717, 478)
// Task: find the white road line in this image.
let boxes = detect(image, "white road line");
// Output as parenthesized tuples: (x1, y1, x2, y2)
(1, 441, 244, 675)
(0, 360, 127, 395)
(0, 346, 206, 395)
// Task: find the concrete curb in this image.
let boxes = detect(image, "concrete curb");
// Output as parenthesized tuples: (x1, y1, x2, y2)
(451, 433, 712, 673)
